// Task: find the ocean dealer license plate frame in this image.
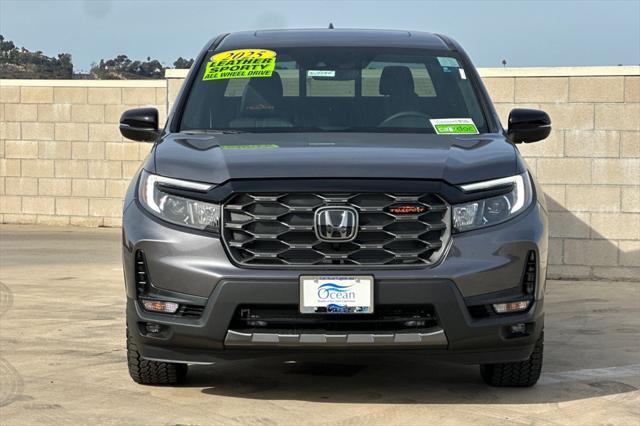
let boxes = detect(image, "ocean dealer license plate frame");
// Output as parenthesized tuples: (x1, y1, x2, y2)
(299, 275, 374, 314)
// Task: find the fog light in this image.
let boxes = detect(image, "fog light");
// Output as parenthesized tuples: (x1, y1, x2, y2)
(509, 323, 526, 334)
(146, 323, 162, 333)
(492, 300, 530, 314)
(142, 300, 179, 314)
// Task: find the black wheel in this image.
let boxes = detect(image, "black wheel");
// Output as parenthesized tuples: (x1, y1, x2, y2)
(126, 329, 187, 385)
(480, 331, 543, 387)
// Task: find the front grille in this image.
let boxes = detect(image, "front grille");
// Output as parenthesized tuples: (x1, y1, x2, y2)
(229, 304, 438, 333)
(222, 192, 450, 267)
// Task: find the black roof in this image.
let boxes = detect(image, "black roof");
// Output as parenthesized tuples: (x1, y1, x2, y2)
(215, 29, 452, 51)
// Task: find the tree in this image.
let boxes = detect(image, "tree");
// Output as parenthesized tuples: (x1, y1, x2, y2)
(0, 34, 73, 78)
(0, 34, 199, 79)
(173, 57, 194, 69)
(0, 35, 16, 53)
(90, 54, 164, 79)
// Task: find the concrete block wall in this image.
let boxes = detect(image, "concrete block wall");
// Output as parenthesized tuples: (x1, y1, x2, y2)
(2, 66, 639, 280)
(481, 67, 640, 280)
(0, 80, 166, 227)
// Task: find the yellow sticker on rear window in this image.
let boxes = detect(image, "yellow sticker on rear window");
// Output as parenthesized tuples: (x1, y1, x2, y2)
(202, 49, 276, 81)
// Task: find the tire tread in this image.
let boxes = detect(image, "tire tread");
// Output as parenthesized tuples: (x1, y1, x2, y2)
(480, 331, 544, 387)
(126, 329, 187, 385)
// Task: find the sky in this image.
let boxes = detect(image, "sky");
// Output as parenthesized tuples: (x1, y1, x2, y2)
(1, 0, 639, 72)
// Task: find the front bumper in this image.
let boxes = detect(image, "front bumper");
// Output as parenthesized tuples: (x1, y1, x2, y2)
(123, 198, 548, 365)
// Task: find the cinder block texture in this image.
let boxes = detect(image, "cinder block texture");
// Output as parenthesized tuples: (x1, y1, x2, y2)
(483, 78, 514, 103)
(2, 69, 639, 282)
(595, 104, 640, 131)
(488, 67, 640, 281)
(564, 239, 618, 266)
(569, 77, 624, 103)
(122, 87, 156, 105)
(621, 132, 639, 157)
(1, 82, 164, 237)
(5, 104, 37, 121)
(565, 130, 619, 158)
(20, 87, 53, 103)
(0, 85, 20, 103)
(515, 77, 568, 103)
(53, 87, 87, 104)
(625, 77, 640, 102)
(88, 88, 122, 105)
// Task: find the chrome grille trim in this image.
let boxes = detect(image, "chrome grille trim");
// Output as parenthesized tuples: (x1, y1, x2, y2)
(225, 328, 448, 347)
(222, 192, 451, 268)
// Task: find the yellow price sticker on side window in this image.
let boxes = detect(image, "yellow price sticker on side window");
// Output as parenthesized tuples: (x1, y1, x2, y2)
(202, 49, 276, 81)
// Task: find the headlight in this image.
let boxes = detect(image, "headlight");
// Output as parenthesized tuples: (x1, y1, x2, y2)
(138, 170, 220, 232)
(453, 173, 533, 232)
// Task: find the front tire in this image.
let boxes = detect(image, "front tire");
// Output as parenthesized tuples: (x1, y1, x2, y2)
(126, 329, 187, 385)
(480, 331, 543, 387)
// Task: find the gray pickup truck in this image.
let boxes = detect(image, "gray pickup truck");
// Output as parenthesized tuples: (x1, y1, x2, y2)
(119, 29, 551, 387)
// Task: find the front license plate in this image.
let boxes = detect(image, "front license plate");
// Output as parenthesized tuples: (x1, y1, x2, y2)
(299, 275, 374, 314)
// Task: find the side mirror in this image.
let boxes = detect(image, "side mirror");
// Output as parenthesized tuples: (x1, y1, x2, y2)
(507, 108, 551, 144)
(119, 108, 159, 142)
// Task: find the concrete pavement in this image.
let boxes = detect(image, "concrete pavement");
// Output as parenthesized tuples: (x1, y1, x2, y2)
(1, 225, 639, 425)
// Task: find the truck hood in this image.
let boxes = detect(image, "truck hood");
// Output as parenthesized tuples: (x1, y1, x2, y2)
(152, 132, 519, 185)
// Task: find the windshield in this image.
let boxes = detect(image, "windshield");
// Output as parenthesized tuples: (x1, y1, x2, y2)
(179, 47, 488, 134)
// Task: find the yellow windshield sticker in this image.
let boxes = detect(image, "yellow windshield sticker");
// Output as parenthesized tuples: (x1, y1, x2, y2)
(203, 49, 276, 81)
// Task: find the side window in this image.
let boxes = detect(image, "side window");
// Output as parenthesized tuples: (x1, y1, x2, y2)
(362, 61, 436, 97)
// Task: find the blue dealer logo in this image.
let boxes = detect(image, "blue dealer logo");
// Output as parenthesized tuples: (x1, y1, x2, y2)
(317, 283, 356, 300)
